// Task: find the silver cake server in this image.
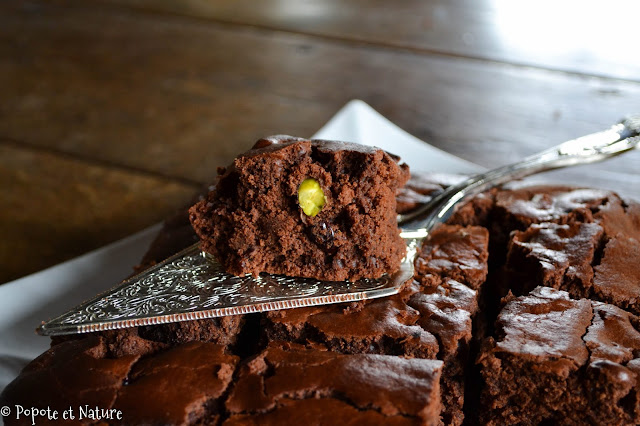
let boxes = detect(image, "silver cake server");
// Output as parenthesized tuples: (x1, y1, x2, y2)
(37, 116, 640, 336)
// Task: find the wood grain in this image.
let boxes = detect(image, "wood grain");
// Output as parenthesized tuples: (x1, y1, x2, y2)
(2, 1, 639, 183)
(0, 2, 335, 184)
(0, 143, 197, 283)
(101, 0, 640, 82)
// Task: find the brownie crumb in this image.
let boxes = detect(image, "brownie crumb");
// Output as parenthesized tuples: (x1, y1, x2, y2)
(189, 136, 410, 281)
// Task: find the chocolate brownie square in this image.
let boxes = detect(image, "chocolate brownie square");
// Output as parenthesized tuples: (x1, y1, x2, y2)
(593, 234, 640, 316)
(505, 221, 604, 297)
(189, 135, 410, 281)
(478, 286, 640, 425)
(407, 279, 479, 426)
(414, 224, 489, 289)
(501, 188, 640, 319)
(224, 341, 443, 426)
(113, 342, 238, 425)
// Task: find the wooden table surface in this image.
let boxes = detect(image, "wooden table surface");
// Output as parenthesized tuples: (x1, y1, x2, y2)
(2, 0, 639, 284)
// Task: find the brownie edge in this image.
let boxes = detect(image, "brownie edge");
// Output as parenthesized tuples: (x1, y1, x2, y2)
(225, 341, 443, 425)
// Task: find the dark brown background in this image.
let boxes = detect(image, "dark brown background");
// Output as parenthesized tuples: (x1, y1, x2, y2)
(2, 0, 639, 283)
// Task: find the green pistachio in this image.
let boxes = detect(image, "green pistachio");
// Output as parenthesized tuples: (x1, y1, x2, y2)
(298, 178, 326, 217)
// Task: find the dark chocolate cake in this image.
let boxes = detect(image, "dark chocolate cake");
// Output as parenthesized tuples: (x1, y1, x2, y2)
(189, 135, 410, 281)
(478, 287, 640, 425)
(2, 169, 640, 426)
(225, 341, 443, 425)
(1, 338, 238, 425)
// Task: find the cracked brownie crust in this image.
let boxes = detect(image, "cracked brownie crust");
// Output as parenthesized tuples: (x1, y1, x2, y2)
(478, 287, 640, 425)
(224, 341, 443, 425)
(1, 338, 239, 425)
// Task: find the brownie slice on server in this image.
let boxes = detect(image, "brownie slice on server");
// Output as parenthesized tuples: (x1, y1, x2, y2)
(261, 223, 489, 426)
(190, 136, 410, 282)
(478, 287, 640, 425)
(224, 341, 443, 426)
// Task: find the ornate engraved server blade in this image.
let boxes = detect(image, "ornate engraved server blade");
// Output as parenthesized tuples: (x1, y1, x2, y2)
(37, 242, 417, 336)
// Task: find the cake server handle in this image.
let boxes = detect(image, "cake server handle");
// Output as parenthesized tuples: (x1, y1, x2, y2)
(399, 115, 640, 236)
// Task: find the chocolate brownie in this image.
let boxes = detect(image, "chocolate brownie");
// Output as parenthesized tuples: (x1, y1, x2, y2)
(478, 286, 640, 425)
(224, 341, 443, 426)
(477, 186, 615, 262)
(593, 234, 640, 316)
(493, 186, 618, 230)
(414, 224, 489, 289)
(1, 338, 238, 425)
(262, 287, 439, 359)
(189, 135, 410, 281)
(407, 279, 479, 426)
(506, 221, 605, 297)
(1, 337, 140, 426)
(113, 342, 238, 425)
(501, 186, 640, 316)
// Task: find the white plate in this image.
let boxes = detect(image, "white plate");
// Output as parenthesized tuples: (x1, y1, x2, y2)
(0, 100, 483, 393)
